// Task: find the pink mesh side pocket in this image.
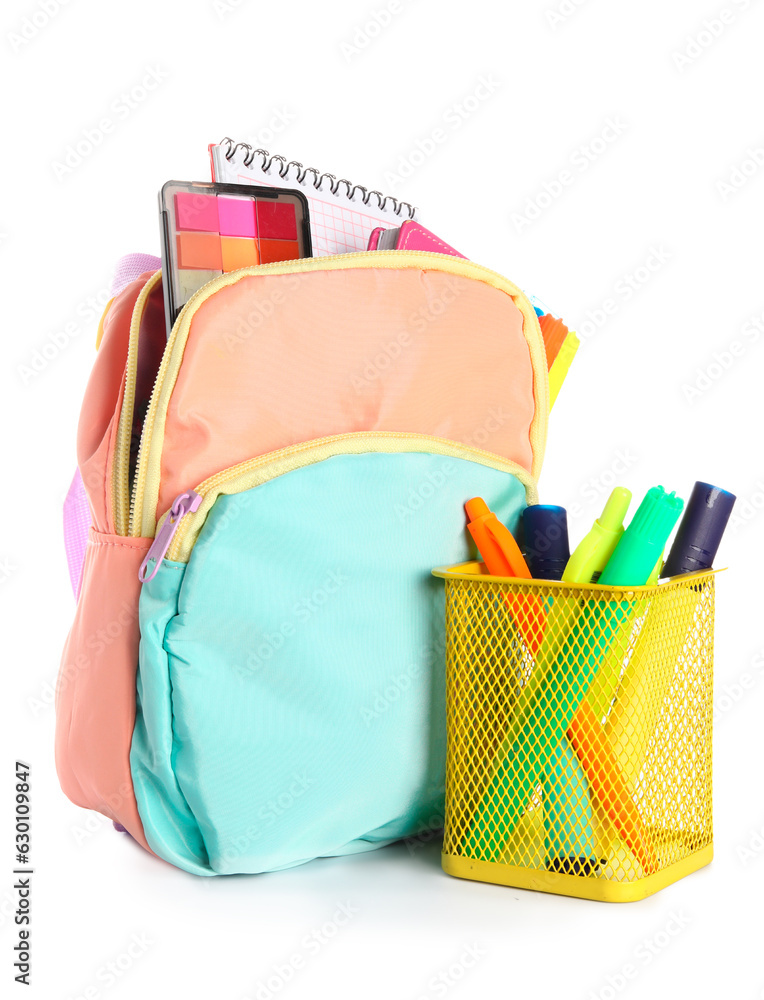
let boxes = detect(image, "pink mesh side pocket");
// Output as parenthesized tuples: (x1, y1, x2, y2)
(63, 469, 91, 598)
(111, 253, 161, 295)
(63, 253, 162, 598)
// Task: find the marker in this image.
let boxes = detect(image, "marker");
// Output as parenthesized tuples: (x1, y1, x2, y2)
(539, 313, 570, 368)
(582, 484, 685, 723)
(565, 486, 685, 874)
(563, 488, 632, 584)
(522, 504, 598, 874)
(607, 482, 735, 782)
(599, 487, 684, 587)
(662, 482, 736, 578)
(563, 487, 634, 719)
(548, 332, 580, 409)
(540, 488, 633, 875)
(522, 505, 570, 581)
(466, 498, 529, 577)
(463, 582, 643, 866)
(538, 314, 580, 409)
(466, 487, 684, 871)
(582, 486, 679, 720)
(465, 498, 545, 655)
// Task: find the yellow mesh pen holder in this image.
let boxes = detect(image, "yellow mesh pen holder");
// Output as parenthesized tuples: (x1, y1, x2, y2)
(432, 561, 715, 903)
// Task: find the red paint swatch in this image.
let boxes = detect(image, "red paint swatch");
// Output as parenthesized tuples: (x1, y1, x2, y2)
(257, 200, 298, 240)
(259, 239, 300, 264)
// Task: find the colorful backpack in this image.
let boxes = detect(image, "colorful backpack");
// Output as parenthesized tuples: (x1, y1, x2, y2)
(56, 250, 549, 875)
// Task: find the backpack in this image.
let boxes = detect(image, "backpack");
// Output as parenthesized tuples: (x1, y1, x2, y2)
(56, 250, 549, 875)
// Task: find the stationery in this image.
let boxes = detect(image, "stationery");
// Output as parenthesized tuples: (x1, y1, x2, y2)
(538, 314, 570, 369)
(523, 504, 600, 873)
(158, 180, 311, 333)
(546, 323, 580, 409)
(662, 482, 736, 578)
(563, 488, 631, 584)
(521, 505, 570, 582)
(465, 487, 684, 873)
(209, 139, 418, 256)
(607, 482, 735, 780)
(368, 220, 465, 257)
(465, 497, 546, 656)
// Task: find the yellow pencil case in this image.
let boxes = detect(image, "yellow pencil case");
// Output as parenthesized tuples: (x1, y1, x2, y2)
(432, 561, 716, 903)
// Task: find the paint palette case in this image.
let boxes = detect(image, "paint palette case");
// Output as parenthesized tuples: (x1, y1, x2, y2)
(159, 180, 312, 333)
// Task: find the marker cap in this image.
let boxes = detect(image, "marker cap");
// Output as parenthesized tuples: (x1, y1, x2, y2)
(599, 486, 684, 587)
(465, 497, 490, 522)
(522, 505, 570, 581)
(562, 487, 632, 584)
(662, 481, 736, 577)
(598, 487, 632, 534)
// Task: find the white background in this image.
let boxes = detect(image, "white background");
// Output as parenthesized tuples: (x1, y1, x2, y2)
(2, 0, 764, 997)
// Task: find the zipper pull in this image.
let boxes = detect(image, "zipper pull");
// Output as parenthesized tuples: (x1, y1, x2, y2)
(138, 490, 203, 583)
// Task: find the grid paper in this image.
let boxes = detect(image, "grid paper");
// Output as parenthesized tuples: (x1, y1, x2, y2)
(210, 144, 418, 256)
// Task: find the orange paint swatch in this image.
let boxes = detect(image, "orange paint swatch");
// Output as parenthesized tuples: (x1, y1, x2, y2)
(176, 232, 222, 270)
(221, 236, 259, 272)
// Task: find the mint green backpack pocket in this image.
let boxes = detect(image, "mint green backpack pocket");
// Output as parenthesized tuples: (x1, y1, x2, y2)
(131, 441, 535, 874)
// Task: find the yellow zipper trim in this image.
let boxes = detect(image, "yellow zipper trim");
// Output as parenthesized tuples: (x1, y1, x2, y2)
(131, 251, 549, 538)
(166, 431, 539, 564)
(95, 297, 114, 350)
(113, 271, 163, 536)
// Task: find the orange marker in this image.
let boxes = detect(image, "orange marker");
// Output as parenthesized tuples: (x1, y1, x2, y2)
(538, 313, 570, 368)
(465, 498, 546, 655)
(567, 699, 657, 875)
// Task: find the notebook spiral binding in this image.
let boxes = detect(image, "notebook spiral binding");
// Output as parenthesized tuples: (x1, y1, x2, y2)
(219, 137, 417, 219)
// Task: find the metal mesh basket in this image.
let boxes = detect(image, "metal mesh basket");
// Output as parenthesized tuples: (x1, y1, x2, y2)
(433, 562, 715, 902)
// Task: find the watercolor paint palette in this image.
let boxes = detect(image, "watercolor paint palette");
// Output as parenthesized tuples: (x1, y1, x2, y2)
(159, 180, 311, 333)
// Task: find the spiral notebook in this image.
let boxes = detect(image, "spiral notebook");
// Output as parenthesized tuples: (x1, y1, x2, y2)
(209, 139, 418, 257)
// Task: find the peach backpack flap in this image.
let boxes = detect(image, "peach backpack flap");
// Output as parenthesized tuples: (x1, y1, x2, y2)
(57, 250, 549, 875)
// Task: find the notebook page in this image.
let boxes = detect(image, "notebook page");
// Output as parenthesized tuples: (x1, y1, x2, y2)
(210, 141, 418, 257)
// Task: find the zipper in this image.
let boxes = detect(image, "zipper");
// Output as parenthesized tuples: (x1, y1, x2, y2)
(127, 251, 549, 538)
(113, 271, 163, 536)
(138, 490, 203, 582)
(136, 432, 539, 579)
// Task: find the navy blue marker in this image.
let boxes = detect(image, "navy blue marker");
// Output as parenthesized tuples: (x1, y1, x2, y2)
(662, 482, 736, 577)
(521, 505, 570, 581)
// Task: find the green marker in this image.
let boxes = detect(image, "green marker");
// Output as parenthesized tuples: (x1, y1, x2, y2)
(540, 488, 633, 874)
(599, 487, 684, 587)
(464, 486, 684, 863)
(584, 486, 684, 719)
